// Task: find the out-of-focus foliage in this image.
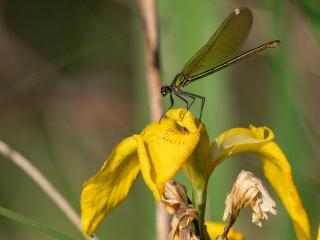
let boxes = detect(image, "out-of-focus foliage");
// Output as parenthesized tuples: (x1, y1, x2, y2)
(0, 0, 319, 239)
(293, 0, 320, 44)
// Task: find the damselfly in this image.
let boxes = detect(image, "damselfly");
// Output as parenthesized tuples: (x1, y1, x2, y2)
(161, 7, 280, 119)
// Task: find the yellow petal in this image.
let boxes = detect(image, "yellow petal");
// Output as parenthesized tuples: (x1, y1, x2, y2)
(138, 108, 201, 200)
(183, 122, 210, 189)
(260, 142, 311, 239)
(205, 221, 244, 240)
(210, 126, 274, 170)
(210, 126, 311, 240)
(317, 225, 320, 240)
(81, 136, 140, 236)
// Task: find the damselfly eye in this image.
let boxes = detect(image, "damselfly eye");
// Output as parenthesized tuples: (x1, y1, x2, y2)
(161, 86, 170, 96)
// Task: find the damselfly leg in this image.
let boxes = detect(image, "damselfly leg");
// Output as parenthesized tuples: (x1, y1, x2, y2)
(160, 93, 175, 120)
(178, 91, 205, 120)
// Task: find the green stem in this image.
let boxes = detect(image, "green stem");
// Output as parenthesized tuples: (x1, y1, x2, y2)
(192, 181, 210, 240)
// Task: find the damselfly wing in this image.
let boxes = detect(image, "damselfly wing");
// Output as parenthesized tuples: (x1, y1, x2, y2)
(161, 7, 280, 119)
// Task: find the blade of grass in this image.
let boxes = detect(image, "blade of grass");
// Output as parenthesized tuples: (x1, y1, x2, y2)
(0, 140, 82, 232)
(0, 206, 76, 240)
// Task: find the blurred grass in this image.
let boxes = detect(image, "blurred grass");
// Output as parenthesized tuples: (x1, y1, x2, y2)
(293, 0, 320, 44)
(267, 1, 305, 238)
(268, 0, 319, 237)
(0, 206, 75, 240)
(0, 0, 319, 239)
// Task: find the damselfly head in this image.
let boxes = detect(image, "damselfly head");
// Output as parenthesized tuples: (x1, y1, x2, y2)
(161, 86, 171, 97)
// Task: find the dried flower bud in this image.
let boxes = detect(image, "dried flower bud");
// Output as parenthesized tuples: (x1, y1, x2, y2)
(219, 170, 276, 239)
(162, 180, 189, 214)
(162, 180, 200, 240)
(223, 170, 277, 227)
(170, 208, 200, 240)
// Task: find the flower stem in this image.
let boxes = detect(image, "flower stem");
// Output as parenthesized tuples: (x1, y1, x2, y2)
(192, 181, 210, 240)
(221, 209, 239, 239)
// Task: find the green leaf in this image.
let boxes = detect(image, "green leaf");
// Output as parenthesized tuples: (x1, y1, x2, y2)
(0, 206, 76, 240)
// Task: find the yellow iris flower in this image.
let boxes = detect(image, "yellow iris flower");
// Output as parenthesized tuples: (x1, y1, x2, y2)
(81, 108, 311, 239)
(205, 222, 244, 240)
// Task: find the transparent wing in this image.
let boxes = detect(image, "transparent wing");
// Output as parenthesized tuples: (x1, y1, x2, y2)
(181, 7, 253, 78)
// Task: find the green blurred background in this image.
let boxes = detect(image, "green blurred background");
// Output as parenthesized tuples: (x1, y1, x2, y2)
(0, 0, 319, 239)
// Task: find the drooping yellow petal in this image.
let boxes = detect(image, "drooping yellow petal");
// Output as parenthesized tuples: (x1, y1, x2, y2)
(260, 142, 311, 240)
(137, 109, 201, 200)
(317, 225, 320, 240)
(205, 221, 244, 240)
(209, 126, 311, 240)
(81, 136, 140, 236)
(210, 126, 274, 170)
